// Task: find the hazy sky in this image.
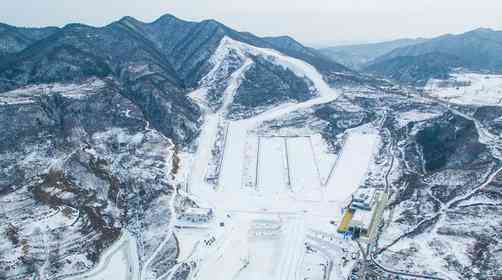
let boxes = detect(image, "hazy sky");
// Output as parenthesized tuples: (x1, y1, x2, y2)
(1, 0, 502, 46)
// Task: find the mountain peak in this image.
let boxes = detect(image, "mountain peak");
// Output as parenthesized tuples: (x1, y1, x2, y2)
(152, 13, 185, 24)
(471, 27, 495, 33)
(117, 16, 145, 25)
(200, 19, 224, 28)
(263, 35, 305, 48)
(62, 22, 95, 30)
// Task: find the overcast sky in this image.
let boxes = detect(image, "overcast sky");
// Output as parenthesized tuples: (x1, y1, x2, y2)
(1, 0, 502, 46)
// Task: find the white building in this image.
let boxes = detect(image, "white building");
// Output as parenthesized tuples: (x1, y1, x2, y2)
(178, 207, 214, 223)
(348, 191, 384, 239)
(351, 188, 377, 210)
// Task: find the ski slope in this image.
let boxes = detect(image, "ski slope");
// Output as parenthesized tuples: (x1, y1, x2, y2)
(326, 131, 379, 203)
(257, 137, 289, 196)
(287, 137, 323, 201)
(181, 35, 365, 280)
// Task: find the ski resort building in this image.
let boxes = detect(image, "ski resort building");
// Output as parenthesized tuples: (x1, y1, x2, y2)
(351, 188, 377, 210)
(178, 207, 214, 223)
(338, 188, 382, 239)
(349, 208, 374, 237)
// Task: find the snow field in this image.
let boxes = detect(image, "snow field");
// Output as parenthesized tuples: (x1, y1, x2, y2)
(218, 120, 249, 192)
(193, 214, 251, 280)
(326, 131, 379, 203)
(425, 72, 502, 106)
(275, 217, 307, 280)
(236, 237, 282, 280)
(287, 137, 324, 201)
(301, 246, 330, 280)
(257, 137, 290, 196)
(173, 228, 209, 262)
(182, 212, 311, 280)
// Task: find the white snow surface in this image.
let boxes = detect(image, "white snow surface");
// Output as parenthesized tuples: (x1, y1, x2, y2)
(326, 129, 379, 203)
(207, 37, 336, 98)
(287, 137, 324, 201)
(425, 72, 502, 106)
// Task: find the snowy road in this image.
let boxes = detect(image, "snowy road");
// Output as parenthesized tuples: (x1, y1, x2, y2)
(66, 232, 139, 280)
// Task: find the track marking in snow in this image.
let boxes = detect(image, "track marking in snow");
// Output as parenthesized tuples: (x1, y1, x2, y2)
(276, 217, 306, 280)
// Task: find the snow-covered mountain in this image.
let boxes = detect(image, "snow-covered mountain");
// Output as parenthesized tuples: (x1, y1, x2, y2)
(319, 38, 428, 70)
(1, 14, 501, 280)
(364, 28, 502, 85)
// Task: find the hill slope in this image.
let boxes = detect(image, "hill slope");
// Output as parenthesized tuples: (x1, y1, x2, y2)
(0, 23, 59, 56)
(365, 52, 462, 86)
(319, 38, 427, 69)
(366, 28, 502, 84)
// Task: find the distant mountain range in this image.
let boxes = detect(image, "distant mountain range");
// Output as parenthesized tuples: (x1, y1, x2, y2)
(319, 28, 502, 85)
(0, 23, 59, 56)
(319, 38, 428, 70)
(5, 16, 498, 89)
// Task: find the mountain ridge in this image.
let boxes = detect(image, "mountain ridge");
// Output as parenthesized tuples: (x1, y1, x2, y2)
(0, 14, 353, 91)
(319, 37, 429, 69)
(365, 27, 502, 84)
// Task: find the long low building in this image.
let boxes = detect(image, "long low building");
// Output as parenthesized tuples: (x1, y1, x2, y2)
(351, 188, 377, 210)
(349, 208, 374, 238)
(178, 207, 214, 224)
(338, 189, 382, 239)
